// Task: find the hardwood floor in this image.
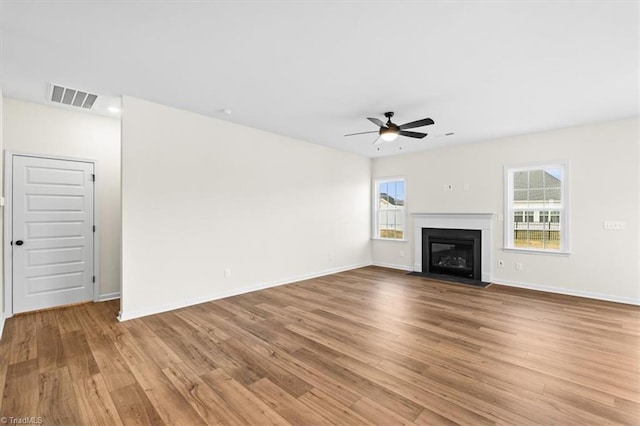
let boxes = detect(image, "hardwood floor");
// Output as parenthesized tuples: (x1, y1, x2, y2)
(1, 266, 638, 425)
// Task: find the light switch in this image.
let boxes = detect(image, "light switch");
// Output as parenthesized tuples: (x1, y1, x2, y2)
(603, 221, 626, 230)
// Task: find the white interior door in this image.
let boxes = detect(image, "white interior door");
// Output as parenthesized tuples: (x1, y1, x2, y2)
(12, 155, 94, 314)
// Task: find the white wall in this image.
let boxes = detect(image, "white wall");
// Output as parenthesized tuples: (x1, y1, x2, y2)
(2, 98, 121, 297)
(120, 96, 371, 320)
(0, 91, 4, 337)
(373, 117, 640, 305)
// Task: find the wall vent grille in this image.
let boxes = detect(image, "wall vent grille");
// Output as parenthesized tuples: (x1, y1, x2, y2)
(50, 84, 98, 109)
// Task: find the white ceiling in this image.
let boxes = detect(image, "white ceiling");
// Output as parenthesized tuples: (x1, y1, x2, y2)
(1, 1, 638, 158)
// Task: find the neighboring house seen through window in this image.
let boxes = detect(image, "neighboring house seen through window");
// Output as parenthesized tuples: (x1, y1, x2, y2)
(505, 163, 568, 252)
(374, 178, 406, 240)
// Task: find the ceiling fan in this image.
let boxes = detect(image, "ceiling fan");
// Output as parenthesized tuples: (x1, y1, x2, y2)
(345, 112, 435, 144)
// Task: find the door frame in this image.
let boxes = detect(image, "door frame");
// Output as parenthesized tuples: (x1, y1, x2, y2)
(3, 151, 100, 317)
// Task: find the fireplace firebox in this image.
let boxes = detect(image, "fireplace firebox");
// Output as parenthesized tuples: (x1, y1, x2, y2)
(422, 228, 481, 281)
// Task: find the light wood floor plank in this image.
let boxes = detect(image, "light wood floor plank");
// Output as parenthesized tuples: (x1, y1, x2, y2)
(38, 366, 81, 424)
(248, 377, 330, 425)
(110, 383, 165, 426)
(161, 362, 247, 426)
(73, 373, 123, 426)
(0, 266, 637, 425)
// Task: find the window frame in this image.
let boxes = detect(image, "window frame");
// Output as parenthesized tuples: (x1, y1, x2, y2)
(504, 161, 569, 254)
(373, 176, 407, 241)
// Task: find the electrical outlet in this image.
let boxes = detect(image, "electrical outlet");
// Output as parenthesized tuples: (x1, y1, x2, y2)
(515, 262, 523, 271)
(603, 221, 626, 230)
(224, 268, 231, 278)
(497, 260, 504, 268)
(443, 184, 453, 191)
(463, 183, 469, 192)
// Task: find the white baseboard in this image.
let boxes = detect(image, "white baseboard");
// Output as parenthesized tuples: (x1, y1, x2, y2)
(495, 279, 640, 306)
(98, 292, 120, 302)
(118, 262, 371, 321)
(372, 261, 413, 271)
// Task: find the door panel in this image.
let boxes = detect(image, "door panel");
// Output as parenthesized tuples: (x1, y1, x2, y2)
(12, 155, 94, 313)
(28, 247, 85, 267)
(26, 194, 84, 211)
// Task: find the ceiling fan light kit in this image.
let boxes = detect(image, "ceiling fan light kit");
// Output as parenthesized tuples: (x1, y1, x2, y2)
(345, 111, 435, 146)
(380, 127, 399, 142)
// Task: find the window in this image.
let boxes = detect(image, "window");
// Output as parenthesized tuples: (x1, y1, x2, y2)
(505, 163, 568, 252)
(374, 178, 406, 240)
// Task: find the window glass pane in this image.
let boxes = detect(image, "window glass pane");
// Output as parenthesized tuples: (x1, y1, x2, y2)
(512, 210, 561, 250)
(513, 171, 528, 190)
(544, 168, 562, 188)
(514, 189, 528, 201)
(393, 181, 400, 205)
(529, 189, 544, 201)
(529, 170, 544, 189)
(545, 188, 561, 202)
(378, 182, 385, 196)
(388, 181, 397, 202)
(525, 211, 534, 222)
(379, 182, 388, 206)
(514, 225, 529, 248)
(395, 181, 405, 205)
(378, 210, 387, 238)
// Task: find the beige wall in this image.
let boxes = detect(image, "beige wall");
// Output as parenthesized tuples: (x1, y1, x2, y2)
(120, 96, 371, 319)
(2, 98, 121, 297)
(373, 117, 639, 304)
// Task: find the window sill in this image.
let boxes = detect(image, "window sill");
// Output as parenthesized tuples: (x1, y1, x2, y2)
(372, 237, 407, 242)
(502, 247, 570, 256)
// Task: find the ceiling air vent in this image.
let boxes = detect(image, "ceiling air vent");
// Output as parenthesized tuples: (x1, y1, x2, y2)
(50, 84, 98, 109)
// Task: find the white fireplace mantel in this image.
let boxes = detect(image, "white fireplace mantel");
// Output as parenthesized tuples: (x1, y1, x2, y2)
(412, 212, 495, 282)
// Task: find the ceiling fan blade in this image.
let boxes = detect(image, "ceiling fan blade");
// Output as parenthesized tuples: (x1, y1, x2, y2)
(399, 130, 427, 139)
(344, 130, 379, 137)
(398, 118, 434, 130)
(367, 117, 385, 128)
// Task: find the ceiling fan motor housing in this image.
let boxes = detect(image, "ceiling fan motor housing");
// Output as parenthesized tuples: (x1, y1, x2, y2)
(382, 112, 399, 138)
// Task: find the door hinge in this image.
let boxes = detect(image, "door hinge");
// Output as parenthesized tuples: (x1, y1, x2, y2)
(90, 174, 95, 182)
(92, 276, 96, 283)
(93, 225, 96, 232)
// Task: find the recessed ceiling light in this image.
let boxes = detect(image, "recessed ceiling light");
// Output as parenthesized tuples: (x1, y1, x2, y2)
(108, 106, 120, 113)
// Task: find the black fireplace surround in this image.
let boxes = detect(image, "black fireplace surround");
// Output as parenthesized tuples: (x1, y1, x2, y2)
(422, 228, 481, 281)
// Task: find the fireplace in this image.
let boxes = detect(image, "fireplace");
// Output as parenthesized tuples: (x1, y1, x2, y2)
(422, 228, 481, 281)
(412, 213, 494, 282)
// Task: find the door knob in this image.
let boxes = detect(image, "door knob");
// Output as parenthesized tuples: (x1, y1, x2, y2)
(15, 240, 23, 246)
